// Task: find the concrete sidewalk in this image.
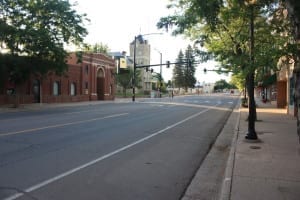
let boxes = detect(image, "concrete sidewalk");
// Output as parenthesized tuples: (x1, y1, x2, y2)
(182, 98, 300, 200)
(224, 101, 300, 200)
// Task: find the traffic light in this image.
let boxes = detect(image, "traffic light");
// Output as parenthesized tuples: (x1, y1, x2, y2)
(146, 67, 149, 72)
(166, 61, 170, 68)
(204, 68, 207, 74)
(150, 68, 154, 73)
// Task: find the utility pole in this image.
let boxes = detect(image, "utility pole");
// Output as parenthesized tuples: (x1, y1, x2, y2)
(155, 49, 162, 98)
(132, 36, 137, 102)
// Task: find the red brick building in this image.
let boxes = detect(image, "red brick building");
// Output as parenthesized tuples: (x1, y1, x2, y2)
(0, 52, 116, 105)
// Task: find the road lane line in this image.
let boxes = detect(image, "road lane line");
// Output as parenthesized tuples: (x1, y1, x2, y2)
(141, 101, 230, 111)
(0, 113, 129, 137)
(4, 107, 213, 200)
(0, 109, 112, 123)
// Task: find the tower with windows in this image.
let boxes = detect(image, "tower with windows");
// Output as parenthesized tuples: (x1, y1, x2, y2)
(130, 35, 152, 94)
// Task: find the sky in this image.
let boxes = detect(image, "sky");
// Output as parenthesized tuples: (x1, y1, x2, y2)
(70, 0, 231, 83)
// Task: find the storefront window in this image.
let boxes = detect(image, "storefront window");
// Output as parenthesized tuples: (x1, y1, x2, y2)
(53, 81, 60, 96)
(70, 82, 76, 96)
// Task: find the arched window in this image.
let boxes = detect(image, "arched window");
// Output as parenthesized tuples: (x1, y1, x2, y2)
(70, 82, 76, 96)
(53, 81, 60, 96)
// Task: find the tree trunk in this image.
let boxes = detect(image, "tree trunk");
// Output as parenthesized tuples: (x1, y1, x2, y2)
(245, 4, 258, 140)
(246, 72, 257, 139)
(285, 0, 300, 142)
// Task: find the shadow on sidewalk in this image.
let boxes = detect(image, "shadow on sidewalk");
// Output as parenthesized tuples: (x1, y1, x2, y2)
(230, 105, 300, 200)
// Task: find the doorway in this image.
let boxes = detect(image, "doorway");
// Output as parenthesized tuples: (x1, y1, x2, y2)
(97, 68, 105, 100)
(277, 80, 287, 108)
(33, 79, 40, 103)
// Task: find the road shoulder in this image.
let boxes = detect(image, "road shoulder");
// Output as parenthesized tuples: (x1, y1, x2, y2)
(181, 100, 240, 200)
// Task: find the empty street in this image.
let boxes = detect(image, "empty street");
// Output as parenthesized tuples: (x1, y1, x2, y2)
(0, 94, 238, 200)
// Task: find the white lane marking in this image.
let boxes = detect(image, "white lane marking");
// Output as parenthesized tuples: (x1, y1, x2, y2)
(4, 107, 212, 200)
(142, 102, 230, 112)
(0, 108, 107, 123)
(0, 113, 129, 137)
(150, 104, 164, 107)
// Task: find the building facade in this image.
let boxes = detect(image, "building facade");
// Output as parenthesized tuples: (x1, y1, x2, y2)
(110, 51, 133, 96)
(0, 52, 115, 105)
(202, 82, 215, 93)
(277, 57, 295, 115)
(130, 35, 152, 94)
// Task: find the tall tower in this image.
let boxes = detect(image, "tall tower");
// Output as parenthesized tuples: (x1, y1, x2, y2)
(130, 35, 152, 93)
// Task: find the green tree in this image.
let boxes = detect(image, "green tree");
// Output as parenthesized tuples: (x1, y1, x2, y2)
(116, 67, 141, 97)
(184, 45, 197, 91)
(173, 50, 185, 89)
(152, 72, 165, 90)
(0, 0, 88, 93)
(116, 68, 133, 97)
(214, 79, 237, 91)
(84, 42, 110, 54)
(157, 0, 295, 140)
(230, 73, 245, 91)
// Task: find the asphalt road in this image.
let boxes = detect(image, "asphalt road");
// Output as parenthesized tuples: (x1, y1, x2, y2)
(0, 94, 239, 200)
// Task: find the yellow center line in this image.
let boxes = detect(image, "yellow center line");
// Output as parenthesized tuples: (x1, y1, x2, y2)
(0, 113, 129, 137)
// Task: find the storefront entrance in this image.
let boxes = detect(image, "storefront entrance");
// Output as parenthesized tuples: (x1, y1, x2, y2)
(97, 68, 105, 100)
(33, 79, 40, 103)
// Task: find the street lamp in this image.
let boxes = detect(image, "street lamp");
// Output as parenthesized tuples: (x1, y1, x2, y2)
(132, 33, 162, 102)
(154, 48, 162, 98)
(245, 0, 258, 140)
(132, 35, 137, 102)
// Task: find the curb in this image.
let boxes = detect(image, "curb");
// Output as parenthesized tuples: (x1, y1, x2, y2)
(218, 106, 241, 200)
(181, 98, 241, 200)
